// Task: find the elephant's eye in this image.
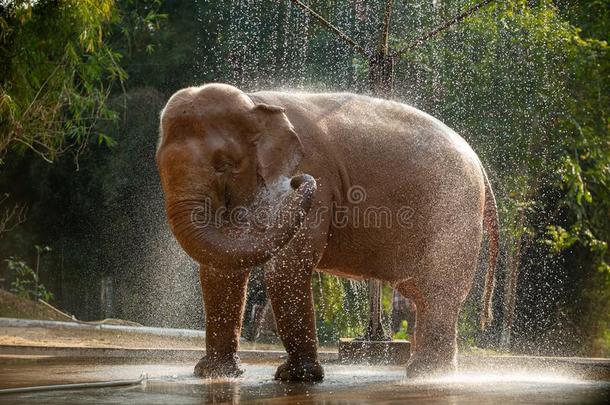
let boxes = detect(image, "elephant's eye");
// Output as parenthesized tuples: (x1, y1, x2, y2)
(231, 158, 248, 174)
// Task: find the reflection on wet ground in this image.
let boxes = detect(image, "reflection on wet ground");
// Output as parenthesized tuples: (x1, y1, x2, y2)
(1, 357, 608, 404)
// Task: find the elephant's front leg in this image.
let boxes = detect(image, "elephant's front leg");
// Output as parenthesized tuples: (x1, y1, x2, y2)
(265, 263, 323, 382)
(195, 267, 249, 378)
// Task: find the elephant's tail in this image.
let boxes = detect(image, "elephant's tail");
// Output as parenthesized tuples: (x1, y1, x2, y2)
(480, 165, 499, 329)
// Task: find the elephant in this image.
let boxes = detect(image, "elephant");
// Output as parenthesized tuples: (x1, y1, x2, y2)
(156, 83, 499, 382)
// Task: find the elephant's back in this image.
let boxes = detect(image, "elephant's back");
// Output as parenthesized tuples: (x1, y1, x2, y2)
(252, 90, 480, 171)
(301, 93, 482, 193)
(323, 94, 480, 172)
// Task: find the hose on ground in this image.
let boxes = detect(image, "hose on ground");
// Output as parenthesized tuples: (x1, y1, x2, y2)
(0, 373, 147, 395)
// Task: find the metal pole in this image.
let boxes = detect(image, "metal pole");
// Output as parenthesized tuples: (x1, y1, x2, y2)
(364, 1, 394, 339)
(392, 0, 497, 58)
(290, 0, 369, 58)
(365, 279, 389, 340)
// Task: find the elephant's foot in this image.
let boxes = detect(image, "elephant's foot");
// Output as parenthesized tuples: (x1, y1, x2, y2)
(274, 357, 324, 382)
(406, 353, 456, 379)
(194, 353, 244, 378)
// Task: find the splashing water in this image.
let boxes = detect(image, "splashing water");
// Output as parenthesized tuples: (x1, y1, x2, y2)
(39, 0, 604, 359)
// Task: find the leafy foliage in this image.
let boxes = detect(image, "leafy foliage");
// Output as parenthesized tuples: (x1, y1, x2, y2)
(393, 320, 411, 341)
(313, 274, 368, 343)
(0, 0, 123, 161)
(0, 0, 165, 162)
(6, 256, 53, 302)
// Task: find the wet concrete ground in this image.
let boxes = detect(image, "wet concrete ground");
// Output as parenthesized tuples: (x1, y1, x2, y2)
(1, 356, 608, 404)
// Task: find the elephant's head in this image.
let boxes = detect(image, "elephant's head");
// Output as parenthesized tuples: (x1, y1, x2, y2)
(156, 83, 316, 270)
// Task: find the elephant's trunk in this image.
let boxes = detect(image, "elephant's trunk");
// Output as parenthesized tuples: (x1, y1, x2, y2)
(166, 174, 317, 270)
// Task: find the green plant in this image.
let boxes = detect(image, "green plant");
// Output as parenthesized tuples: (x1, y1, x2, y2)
(0, 0, 165, 162)
(393, 320, 410, 341)
(6, 256, 53, 302)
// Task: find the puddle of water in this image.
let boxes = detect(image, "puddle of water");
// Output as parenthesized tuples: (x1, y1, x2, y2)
(1, 359, 608, 404)
(424, 370, 587, 385)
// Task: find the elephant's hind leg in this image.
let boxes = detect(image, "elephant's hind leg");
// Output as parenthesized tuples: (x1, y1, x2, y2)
(398, 281, 462, 378)
(397, 227, 482, 379)
(195, 267, 249, 378)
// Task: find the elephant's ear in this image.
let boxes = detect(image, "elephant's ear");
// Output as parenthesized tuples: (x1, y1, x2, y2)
(251, 102, 304, 185)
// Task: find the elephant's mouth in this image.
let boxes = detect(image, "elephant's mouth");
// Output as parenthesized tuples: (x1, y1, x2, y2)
(221, 173, 270, 215)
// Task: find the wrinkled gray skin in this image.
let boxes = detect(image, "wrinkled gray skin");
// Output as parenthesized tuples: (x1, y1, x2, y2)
(156, 83, 498, 382)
